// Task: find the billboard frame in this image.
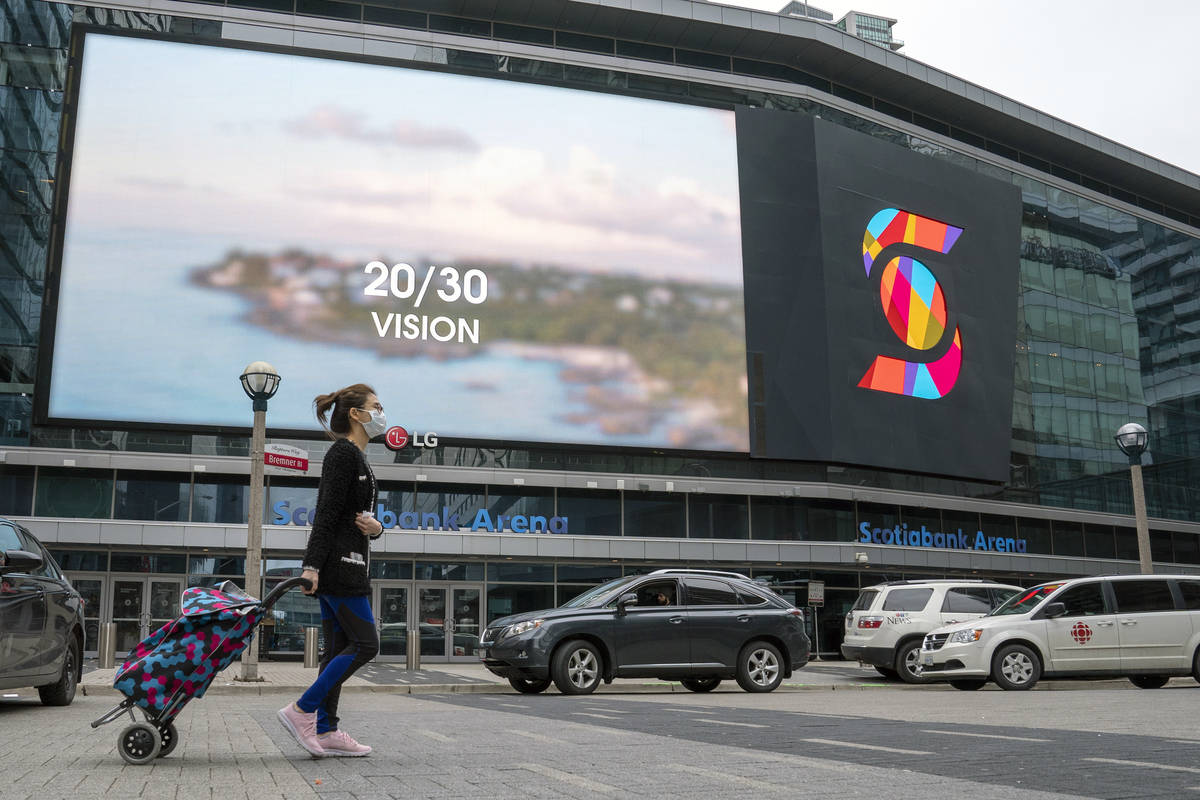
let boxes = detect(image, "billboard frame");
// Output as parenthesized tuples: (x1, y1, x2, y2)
(33, 25, 752, 460)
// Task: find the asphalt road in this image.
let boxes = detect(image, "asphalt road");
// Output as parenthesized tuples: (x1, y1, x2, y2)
(4, 680, 1200, 799)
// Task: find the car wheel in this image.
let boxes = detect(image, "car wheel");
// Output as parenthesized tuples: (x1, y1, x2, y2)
(991, 643, 1041, 691)
(118, 722, 162, 766)
(950, 679, 987, 691)
(735, 641, 784, 693)
(157, 721, 180, 757)
(508, 676, 552, 694)
(680, 677, 722, 693)
(874, 666, 898, 680)
(38, 636, 79, 707)
(1129, 675, 1170, 689)
(551, 640, 602, 695)
(1192, 647, 1200, 684)
(894, 640, 927, 684)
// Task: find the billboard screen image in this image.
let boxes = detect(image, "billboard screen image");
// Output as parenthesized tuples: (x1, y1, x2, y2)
(46, 33, 748, 451)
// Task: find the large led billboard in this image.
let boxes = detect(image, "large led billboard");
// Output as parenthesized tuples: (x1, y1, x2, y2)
(43, 32, 748, 451)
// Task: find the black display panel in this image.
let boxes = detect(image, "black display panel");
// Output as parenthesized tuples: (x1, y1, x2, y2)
(741, 110, 1021, 481)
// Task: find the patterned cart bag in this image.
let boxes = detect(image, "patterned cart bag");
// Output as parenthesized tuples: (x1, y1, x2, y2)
(113, 582, 263, 713)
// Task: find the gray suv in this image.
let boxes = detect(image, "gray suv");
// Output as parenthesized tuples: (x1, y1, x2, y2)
(479, 569, 810, 694)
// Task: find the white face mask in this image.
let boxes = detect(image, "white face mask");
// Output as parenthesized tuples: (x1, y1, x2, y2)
(359, 408, 387, 438)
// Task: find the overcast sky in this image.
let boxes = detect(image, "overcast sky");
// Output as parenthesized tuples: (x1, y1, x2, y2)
(729, 0, 1200, 177)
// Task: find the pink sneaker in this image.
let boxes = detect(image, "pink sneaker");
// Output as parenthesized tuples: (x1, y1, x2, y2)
(318, 729, 372, 757)
(277, 703, 325, 758)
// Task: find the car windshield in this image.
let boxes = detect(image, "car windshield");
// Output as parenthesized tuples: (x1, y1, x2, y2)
(560, 576, 637, 608)
(990, 583, 1065, 616)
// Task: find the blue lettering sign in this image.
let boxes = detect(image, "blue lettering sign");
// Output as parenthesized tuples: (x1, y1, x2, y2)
(857, 520, 1028, 553)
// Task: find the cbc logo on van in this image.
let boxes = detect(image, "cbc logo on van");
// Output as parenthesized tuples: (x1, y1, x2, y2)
(384, 425, 438, 450)
(859, 207, 964, 400)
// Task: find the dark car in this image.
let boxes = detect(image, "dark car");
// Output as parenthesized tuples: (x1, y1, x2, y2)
(480, 569, 810, 695)
(0, 518, 85, 705)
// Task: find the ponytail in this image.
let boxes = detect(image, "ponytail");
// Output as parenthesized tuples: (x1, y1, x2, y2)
(314, 383, 376, 437)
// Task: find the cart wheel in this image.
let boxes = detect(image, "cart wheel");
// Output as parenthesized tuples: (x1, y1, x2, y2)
(157, 721, 179, 758)
(118, 722, 161, 765)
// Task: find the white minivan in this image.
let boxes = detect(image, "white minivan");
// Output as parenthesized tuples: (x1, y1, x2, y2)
(920, 574, 1200, 691)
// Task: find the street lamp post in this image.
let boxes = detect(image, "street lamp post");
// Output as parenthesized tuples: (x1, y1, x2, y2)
(1114, 422, 1152, 575)
(238, 361, 280, 681)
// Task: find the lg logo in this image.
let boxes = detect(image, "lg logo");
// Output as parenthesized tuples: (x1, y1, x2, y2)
(384, 426, 438, 450)
(859, 208, 964, 400)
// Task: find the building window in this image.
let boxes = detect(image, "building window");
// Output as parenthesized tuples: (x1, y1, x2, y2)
(48, 549, 108, 571)
(110, 551, 186, 573)
(414, 561, 484, 582)
(191, 475, 252, 525)
(486, 584, 554, 623)
(1052, 521, 1084, 557)
(556, 489, 620, 536)
(114, 470, 190, 522)
(34, 467, 113, 519)
(624, 491, 685, 538)
(0, 464, 34, 516)
(687, 494, 749, 539)
(487, 562, 554, 582)
(415, 482, 485, 528)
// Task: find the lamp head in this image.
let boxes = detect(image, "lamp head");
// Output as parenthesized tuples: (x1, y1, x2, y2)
(240, 361, 280, 410)
(1114, 422, 1148, 464)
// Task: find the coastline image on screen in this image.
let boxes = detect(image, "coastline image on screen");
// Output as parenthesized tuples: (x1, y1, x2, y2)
(46, 32, 748, 451)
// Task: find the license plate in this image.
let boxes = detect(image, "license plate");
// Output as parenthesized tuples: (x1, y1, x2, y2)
(922, 655, 933, 666)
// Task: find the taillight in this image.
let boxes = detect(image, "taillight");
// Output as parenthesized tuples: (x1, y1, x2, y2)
(786, 607, 804, 618)
(857, 616, 884, 629)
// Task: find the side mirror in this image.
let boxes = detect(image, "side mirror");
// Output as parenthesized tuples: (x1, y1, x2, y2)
(1042, 601, 1067, 619)
(616, 592, 638, 615)
(0, 549, 43, 575)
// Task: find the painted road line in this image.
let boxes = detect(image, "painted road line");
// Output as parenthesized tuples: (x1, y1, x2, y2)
(498, 703, 527, 709)
(666, 764, 787, 792)
(801, 713, 858, 720)
(416, 729, 453, 742)
(666, 708, 714, 715)
(1084, 758, 1200, 774)
(698, 719, 769, 729)
(1168, 740, 1200, 745)
(519, 763, 618, 794)
(572, 712, 622, 720)
(801, 738, 932, 756)
(921, 729, 1051, 743)
(586, 707, 628, 714)
(506, 729, 560, 745)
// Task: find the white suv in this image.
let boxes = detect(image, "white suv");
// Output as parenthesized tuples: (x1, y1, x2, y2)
(920, 574, 1200, 691)
(842, 580, 1021, 683)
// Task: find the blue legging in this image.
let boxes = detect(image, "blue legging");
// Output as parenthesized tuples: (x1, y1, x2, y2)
(296, 595, 379, 734)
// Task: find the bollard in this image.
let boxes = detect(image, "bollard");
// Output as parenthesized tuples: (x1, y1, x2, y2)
(406, 633, 420, 671)
(97, 623, 116, 669)
(303, 627, 320, 668)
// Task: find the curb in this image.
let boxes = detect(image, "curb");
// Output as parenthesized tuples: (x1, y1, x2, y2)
(79, 676, 1150, 697)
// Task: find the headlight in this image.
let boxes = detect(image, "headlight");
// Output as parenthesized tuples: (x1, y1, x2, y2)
(506, 619, 544, 637)
(948, 628, 983, 645)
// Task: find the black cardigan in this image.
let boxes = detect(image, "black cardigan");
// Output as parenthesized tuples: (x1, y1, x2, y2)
(302, 438, 379, 596)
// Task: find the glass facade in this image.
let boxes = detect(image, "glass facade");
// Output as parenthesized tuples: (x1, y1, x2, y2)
(1, 0, 1198, 547)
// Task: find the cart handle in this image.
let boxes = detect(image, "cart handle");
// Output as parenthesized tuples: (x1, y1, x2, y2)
(262, 576, 314, 609)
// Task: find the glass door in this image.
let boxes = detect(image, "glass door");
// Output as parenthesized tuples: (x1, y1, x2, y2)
(376, 584, 409, 663)
(450, 587, 481, 659)
(415, 585, 448, 659)
(109, 576, 183, 655)
(412, 583, 483, 662)
(67, 574, 103, 657)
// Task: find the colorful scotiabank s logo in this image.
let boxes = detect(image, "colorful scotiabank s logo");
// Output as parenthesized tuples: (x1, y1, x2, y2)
(859, 208, 964, 399)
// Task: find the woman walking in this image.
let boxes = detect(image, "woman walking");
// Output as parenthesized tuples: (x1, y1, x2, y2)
(278, 383, 386, 757)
